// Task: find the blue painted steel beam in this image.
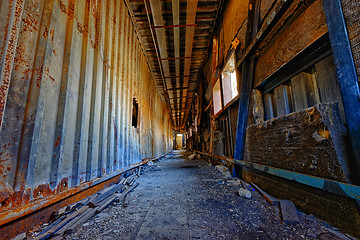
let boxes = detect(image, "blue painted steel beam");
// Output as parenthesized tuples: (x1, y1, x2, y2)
(322, 0, 360, 182)
(194, 151, 360, 201)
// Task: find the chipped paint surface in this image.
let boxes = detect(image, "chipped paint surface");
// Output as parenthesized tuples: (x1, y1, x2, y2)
(0, 0, 173, 229)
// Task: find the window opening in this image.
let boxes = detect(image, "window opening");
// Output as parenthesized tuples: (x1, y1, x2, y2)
(221, 52, 238, 107)
(132, 98, 139, 128)
(213, 78, 222, 116)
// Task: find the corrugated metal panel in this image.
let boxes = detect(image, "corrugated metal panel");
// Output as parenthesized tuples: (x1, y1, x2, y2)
(0, 0, 173, 225)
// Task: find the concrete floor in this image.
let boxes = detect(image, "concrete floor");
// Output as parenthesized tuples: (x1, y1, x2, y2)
(66, 150, 347, 240)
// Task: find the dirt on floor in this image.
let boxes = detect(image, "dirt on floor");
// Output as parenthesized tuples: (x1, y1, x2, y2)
(64, 150, 354, 240)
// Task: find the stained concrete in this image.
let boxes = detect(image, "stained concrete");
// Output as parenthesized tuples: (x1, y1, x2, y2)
(66, 150, 349, 240)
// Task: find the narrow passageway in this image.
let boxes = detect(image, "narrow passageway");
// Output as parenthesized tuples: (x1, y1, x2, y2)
(66, 150, 341, 240)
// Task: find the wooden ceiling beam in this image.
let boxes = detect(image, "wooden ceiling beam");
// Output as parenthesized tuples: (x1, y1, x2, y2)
(149, 0, 175, 122)
(181, 0, 198, 125)
(172, 0, 181, 127)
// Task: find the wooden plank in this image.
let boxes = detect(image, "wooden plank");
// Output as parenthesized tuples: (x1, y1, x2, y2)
(123, 192, 131, 207)
(88, 183, 124, 207)
(250, 182, 278, 205)
(263, 93, 275, 120)
(64, 183, 140, 235)
(181, 0, 198, 125)
(315, 55, 345, 120)
(291, 72, 308, 111)
(279, 200, 299, 224)
(285, 84, 294, 113)
(62, 207, 98, 236)
(96, 195, 118, 213)
(33, 205, 89, 239)
(172, 0, 180, 126)
(304, 71, 320, 107)
(274, 85, 290, 117)
(149, 0, 174, 105)
(122, 182, 139, 200)
(33, 216, 66, 240)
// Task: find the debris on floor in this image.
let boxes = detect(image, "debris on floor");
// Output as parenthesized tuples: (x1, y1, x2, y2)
(279, 199, 300, 224)
(251, 182, 278, 205)
(29, 172, 140, 239)
(215, 165, 232, 179)
(61, 150, 356, 240)
(238, 188, 252, 199)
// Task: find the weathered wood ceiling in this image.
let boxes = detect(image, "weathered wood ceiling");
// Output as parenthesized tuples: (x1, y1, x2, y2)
(125, 0, 221, 130)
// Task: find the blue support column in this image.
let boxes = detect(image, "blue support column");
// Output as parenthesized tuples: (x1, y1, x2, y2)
(322, 0, 360, 182)
(234, 59, 254, 161)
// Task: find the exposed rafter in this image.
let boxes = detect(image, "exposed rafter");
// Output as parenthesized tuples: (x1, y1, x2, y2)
(126, 0, 221, 130)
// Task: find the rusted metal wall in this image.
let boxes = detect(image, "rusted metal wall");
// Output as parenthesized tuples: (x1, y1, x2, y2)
(0, 0, 173, 225)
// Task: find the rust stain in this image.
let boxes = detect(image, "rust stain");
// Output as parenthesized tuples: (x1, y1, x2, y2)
(68, 0, 75, 19)
(54, 137, 61, 147)
(42, 27, 48, 38)
(59, 0, 67, 14)
(49, 75, 55, 82)
(0, 0, 25, 128)
(33, 183, 55, 199)
(35, 66, 43, 87)
(77, 22, 84, 34)
(57, 178, 68, 192)
(49, 28, 55, 43)
(22, 12, 39, 32)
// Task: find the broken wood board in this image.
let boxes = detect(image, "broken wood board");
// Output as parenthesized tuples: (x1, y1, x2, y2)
(33, 206, 89, 239)
(250, 182, 278, 205)
(88, 183, 124, 208)
(123, 192, 131, 207)
(62, 208, 98, 236)
(279, 199, 299, 224)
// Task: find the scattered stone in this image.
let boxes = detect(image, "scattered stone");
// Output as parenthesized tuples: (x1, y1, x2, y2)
(215, 165, 232, 179)
(238, 188, 252, 199)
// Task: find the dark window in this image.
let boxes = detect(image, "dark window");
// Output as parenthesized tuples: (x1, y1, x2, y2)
(132, 98, 139, 128)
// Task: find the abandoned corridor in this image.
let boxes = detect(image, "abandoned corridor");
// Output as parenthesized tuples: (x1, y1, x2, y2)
(65, 151, 343, 240)
(0, 0, 360, 239)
